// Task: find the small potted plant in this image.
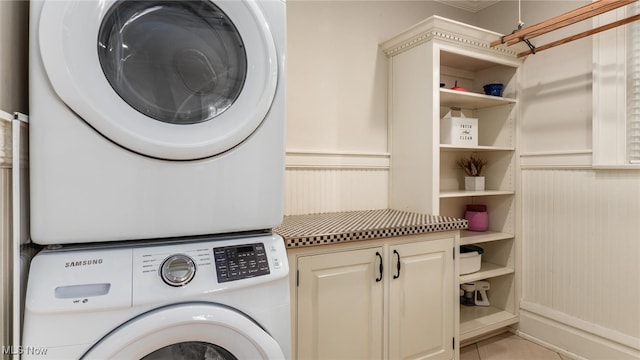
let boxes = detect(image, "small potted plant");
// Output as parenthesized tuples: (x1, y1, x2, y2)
(457, 155, 488, 191)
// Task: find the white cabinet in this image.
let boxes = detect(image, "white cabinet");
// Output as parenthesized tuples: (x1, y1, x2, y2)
(297, 247, 384, 359)
(381, 16, 522, 343)
(388, 240, 454, 360)
(290, 233, 455, 360)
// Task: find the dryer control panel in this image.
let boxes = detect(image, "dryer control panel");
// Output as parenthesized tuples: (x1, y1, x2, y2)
(214, 243, 270, 282)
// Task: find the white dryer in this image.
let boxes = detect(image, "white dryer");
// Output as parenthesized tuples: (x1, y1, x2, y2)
(29, 0, 286, 244)
(22, 233, 291, 359)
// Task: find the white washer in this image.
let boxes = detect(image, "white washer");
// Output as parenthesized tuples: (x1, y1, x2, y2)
(29, 0, 286, 244)
(22, 233, 291, 359)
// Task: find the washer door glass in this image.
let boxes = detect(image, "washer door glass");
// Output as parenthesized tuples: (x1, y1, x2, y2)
(38, 0, 279, 160)
(98, 1, 247, 125)
(142, 341, 237, 360)
(81, 304, 285, 359)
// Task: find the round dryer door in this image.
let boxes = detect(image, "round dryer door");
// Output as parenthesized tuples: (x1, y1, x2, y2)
(80, 303, 286, 359)
(38, 0, 279, 160)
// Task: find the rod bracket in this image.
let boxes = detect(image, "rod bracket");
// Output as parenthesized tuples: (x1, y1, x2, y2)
(523, 38, 536, 54)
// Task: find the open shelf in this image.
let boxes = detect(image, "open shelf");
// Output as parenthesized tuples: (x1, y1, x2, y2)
(460, 230, 514, 245)
(440, 88, 516, 110)
(440, 144, 515, 152)
(459, 306, 519, 341)
(460, 262, 514, 283)
(440, 190, 514, 198)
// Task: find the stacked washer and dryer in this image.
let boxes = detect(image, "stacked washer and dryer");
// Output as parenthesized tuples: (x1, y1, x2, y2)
(22, 0, 290, 358)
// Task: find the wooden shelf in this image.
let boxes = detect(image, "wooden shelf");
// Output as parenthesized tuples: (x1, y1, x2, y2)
(460, 230, 514, 245)
(460, 306, 519, 341)
(460, 262, 514, 283)
(440, 88, 516, 110)
(440, 145, 515, 152)
(440, 190, 514, 198)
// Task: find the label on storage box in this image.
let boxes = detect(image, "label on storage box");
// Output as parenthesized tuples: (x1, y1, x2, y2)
(440, 111, 478, 146)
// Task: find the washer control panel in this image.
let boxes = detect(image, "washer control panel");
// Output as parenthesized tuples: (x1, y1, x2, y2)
(214, 243, 270, 282)
(128, 234, 287, 305)
(27, 234, 289, 310)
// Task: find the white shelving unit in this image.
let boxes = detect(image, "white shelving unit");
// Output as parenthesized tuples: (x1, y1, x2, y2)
(381, 16, 523, 345)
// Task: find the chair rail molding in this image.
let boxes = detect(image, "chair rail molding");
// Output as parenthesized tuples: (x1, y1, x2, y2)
(285, 150, 390, 170)
(519, 149, 593, 169)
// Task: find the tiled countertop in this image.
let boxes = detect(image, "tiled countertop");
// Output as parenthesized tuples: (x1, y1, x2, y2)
(273, 209, 467, 248)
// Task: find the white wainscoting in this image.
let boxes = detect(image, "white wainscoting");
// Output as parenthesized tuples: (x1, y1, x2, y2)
(520, 168, 640, 359)
(284, 151, 390, 216)
(1, 112, 29, 358)
(1, 169, 11, 357)
(1, 111, 12, 358)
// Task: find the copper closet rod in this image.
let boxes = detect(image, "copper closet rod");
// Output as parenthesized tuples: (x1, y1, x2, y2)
(490, 0, 639, 58)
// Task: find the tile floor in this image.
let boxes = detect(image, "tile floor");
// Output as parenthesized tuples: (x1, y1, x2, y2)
(461, 332, 572, 360)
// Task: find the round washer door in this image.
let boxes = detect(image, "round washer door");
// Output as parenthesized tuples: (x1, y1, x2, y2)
(38, 0, 278, 160)
(81, 304, 285, 359)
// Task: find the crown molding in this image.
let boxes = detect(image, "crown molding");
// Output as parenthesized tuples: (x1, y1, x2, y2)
(434, 0, 500, 13)
(380, 15, 523, 63)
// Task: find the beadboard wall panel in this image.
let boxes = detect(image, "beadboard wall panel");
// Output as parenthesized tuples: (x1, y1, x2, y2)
(1, 113, 12, 359)
(1, 168, 12, 358)
(284, 168, 388, 216)
(521, 169, 640, 353)
(284, 151, 389, 216)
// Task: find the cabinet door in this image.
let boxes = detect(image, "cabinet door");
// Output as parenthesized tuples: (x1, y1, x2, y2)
(297, 247, 384, 360)
(388, 238, 454, 360)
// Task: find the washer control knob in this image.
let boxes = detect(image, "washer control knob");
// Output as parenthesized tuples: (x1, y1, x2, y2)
(161, 254, 196, 287)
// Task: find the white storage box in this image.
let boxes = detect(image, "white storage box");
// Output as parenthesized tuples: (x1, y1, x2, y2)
(440, 110, 478, 146)
(460, 245, 484, 275)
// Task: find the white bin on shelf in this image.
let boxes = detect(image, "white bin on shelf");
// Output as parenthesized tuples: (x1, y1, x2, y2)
(460, 244, 484, 275)
(440, 110, 477, 146)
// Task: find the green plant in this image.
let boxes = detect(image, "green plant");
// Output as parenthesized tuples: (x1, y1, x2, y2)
(457, 155, 488, 177)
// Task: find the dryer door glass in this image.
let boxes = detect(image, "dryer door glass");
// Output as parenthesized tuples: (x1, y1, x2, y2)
(97, 0, 247, 125)
(142, 342, 236, 359)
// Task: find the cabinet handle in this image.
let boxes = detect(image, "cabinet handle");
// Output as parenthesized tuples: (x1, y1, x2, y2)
(393, 250, 401, 279)
(375, 252, 383, 282)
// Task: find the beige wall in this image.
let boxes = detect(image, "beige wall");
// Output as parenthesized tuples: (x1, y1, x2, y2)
(0, 0, 28, 114)
(286, 1, 473, 154)
(475, 1, 593, 155)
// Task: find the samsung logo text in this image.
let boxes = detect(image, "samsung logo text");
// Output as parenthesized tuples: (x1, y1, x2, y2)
(65, 259, 103, 268)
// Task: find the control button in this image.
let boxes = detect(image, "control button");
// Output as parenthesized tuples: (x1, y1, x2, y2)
(160, 254, 196, 287)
